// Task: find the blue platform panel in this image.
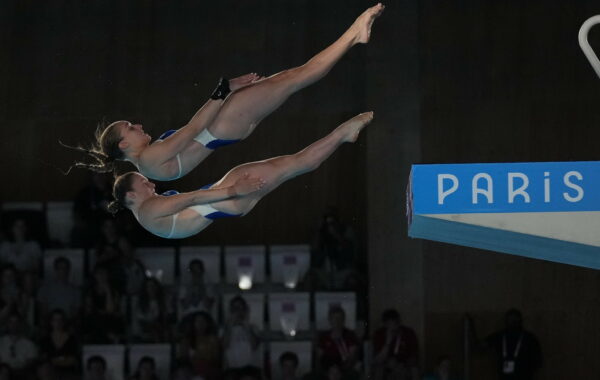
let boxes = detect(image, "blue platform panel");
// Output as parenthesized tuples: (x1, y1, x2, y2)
(408, 161, 600, 268)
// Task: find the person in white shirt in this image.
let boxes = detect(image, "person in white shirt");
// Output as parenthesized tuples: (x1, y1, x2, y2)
(0, 219, 42, 274)
(0, 312, 38, 374)
(132, 277, 169, 342)
(222, 296, 261, 370)
(37, 257, 82, 320)
(178, 259, 215, 320)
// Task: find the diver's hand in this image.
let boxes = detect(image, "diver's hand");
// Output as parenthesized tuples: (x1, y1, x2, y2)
(229, 73, 262, 91)
(232, 173, 266, 196)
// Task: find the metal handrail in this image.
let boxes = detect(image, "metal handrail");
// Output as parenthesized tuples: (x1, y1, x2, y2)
(579, 15, 600, 79)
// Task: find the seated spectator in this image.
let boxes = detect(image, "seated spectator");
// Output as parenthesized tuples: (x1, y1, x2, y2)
(82, 264, 124, 344)
(37, 257, 81, 320)
(372, 309, 419, 380)
(39, 309, 79, 378)
(0, 312, 38, 377)
(0, 219, 42, 274)
(470, 308, 542, 380)
(222, 296, 261, 370)
(423, 356, 461, 380)
(0, 265, 21, 330)
(317, 306, 360, 373)
(178, 259, 215, 320)
(86, 355, 108, 380)
(94, 219, 127, 292)
(119, 237, 146, 296)
(312, 207, 358, 290)
(132, 277, 169, 343)
(129, 356, 160, 380)
(279, 351, 300, 380)
(70, 172, 112, 248)
(18, 271, 38, 330)
(177, 311, 221, 380)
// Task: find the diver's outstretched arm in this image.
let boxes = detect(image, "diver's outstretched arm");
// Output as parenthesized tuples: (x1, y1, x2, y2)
(148, 174, 265, 219)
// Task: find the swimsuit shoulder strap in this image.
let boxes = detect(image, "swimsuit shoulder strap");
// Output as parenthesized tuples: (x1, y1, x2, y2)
(166, 212, 179, 239)
(176, 154, 183, 179)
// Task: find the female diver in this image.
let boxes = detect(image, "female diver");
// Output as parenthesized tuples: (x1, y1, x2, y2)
(65, 4, 384, 181)
(108, 112, 373, 239)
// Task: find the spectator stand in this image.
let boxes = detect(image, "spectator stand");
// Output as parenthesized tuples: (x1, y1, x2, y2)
(269, 244, 311, 291)
(267, 292, 311, 340)
(224, 245, 266, 292)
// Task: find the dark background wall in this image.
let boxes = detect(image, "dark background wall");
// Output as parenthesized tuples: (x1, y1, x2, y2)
(2, 0, 600, 378)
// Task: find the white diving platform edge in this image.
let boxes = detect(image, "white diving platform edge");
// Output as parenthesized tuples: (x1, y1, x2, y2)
(407, 162, 600, 269)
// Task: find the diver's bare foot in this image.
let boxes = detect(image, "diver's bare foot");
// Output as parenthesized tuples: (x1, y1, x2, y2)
(352, 3, 385, 44)
(340, 112, 374, 142)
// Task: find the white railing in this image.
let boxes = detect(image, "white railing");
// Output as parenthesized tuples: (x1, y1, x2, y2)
(578, 15, 600, 79)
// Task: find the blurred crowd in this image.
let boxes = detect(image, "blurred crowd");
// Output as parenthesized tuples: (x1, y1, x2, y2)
(0, 173, 542, 380)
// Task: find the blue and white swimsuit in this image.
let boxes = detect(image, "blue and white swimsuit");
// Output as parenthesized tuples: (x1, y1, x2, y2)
(161, 188, 241, 238)
(155, 129, 241, 179)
